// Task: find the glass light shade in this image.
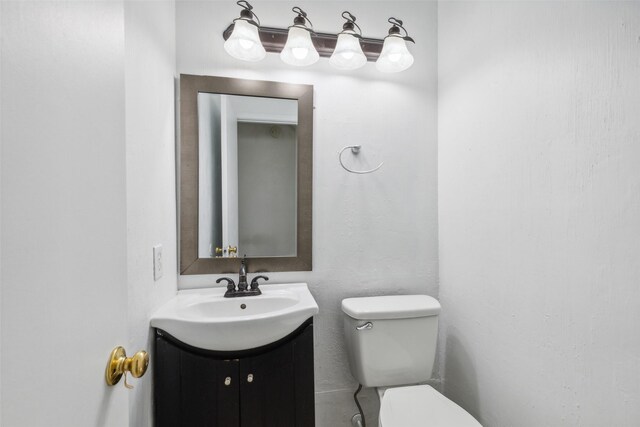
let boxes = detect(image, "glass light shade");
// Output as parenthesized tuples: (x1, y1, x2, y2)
(329, 33, 367, 70)
(224, 20, 266, 62)
(280, 27, 319, 67)
(375, 36, 414, 73)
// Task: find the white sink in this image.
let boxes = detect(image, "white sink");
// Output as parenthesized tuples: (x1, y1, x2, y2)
(150, 283, 318, 351)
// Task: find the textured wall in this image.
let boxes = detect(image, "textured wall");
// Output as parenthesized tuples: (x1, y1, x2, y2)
(175, 1, 439, 425)
(438, 2, 640, 426)
(124, 1, 178, 426)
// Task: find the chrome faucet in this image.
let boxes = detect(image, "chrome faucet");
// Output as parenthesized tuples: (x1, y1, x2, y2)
(218, 256, 269, 298)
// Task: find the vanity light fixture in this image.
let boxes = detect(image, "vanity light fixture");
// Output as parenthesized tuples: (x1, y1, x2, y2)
(221, 4, 416, 73)
(376, 18, 415, 73)
(280, 7, 319, 67)
(329, 12, 367, 70)
(223, 0, 266, 62)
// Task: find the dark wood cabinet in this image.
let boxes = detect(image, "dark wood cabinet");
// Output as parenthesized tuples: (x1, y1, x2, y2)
(154, 319, 315, 427)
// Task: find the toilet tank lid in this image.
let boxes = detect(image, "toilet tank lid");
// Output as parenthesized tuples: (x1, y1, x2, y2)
(342, 295, 441, 320)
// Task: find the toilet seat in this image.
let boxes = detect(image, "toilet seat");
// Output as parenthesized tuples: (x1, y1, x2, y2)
(379, 385, 482, 427)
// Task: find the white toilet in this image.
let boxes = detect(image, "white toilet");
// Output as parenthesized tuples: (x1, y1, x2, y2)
(342, 295, 481, 427)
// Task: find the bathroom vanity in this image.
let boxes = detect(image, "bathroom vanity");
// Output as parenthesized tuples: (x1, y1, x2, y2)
(154, 320, 314, 426)
(164, 73, 318, 425)
(150, 283, 319, 427)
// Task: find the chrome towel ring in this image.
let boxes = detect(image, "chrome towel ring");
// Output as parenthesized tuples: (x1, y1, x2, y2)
(338, 145, 384, 174)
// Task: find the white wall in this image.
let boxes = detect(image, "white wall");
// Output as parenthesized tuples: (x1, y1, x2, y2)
(0, 3, 3, 420)
(221, 95, 240, 250)
(1, 1, 177, 425)
(1, 1, 129, 425)
(176, 1, 439, 425)
(124, 1, 177, 426)
(438, 2, 640, 426)
(230, 95, 298, 124)
(198, 93, 222, 257)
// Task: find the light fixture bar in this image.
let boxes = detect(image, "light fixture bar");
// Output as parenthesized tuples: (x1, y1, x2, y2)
(223, 24, 385, 61)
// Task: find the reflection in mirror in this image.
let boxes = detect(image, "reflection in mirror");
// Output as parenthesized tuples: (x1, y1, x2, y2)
(197, 94, 298, 259)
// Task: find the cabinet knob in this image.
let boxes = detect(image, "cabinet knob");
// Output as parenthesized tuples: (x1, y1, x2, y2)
(247, 374, 254, 383)
(225, 377, 231, 386)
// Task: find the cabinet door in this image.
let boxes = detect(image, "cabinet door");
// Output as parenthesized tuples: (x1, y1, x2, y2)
(239, 324, 315, 427)
(292, 324, 315, 426)
(155, 336, 241, 427)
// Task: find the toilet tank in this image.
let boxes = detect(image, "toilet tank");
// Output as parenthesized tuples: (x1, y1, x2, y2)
(342, 295, 441, 388)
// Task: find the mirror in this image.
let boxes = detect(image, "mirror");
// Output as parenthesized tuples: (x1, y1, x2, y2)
(198, 94, 298, 259)
(180, 75, 313, 274)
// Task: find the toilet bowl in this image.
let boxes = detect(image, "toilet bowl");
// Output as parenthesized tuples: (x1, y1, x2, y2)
(377, 385, 481, 427)
(341, 295, 481, 427)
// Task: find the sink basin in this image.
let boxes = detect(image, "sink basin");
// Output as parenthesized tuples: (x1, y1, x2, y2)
(150, 283, 318, 351)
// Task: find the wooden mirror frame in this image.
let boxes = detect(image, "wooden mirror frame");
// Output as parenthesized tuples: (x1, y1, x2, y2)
(179, 74, 313, 274)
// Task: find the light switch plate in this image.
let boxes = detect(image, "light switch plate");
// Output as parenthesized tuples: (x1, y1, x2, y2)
(153, 245, 163, 281)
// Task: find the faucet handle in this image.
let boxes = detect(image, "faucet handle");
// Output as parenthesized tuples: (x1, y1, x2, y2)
(216, 277, 236, 293)
(250, 275, 269, 290)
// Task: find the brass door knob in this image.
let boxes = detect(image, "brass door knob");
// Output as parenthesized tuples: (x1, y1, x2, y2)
(105, 346, 149, 389)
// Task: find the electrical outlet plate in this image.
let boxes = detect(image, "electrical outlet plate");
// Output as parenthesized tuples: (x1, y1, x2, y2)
(153, 245, 163, 281)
